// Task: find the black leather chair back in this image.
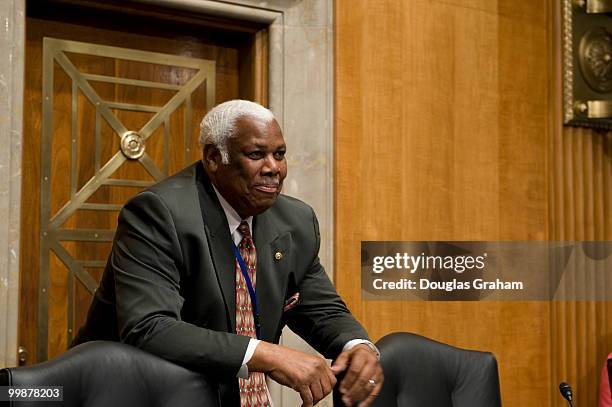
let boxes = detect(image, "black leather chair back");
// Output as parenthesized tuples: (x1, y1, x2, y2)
(372, 332, 502, 407)
(0, 341, 219, 407)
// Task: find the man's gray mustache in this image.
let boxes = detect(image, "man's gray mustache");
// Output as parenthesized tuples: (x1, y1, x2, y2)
(256, 179, 281, 186)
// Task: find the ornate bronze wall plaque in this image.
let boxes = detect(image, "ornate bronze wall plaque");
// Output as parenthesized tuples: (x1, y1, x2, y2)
(563, 0, 612, 128)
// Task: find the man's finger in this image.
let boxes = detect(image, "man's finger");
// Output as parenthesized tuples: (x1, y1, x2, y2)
(357, 380, 383, 407)
(331, 350, 350, 374)
(299, 386, 314, 407)
(310, 379, 324, 405)
(344, 359, 376, 402)
(339, 351, 366, 393)
(320, 375, 334, 401)
(357, 365, 384, 407)
(325, 368, 337, 393)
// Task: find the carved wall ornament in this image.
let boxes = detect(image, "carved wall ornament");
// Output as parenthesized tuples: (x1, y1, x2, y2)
(579, 27, 612, 92)
(562, 0, 612, 128)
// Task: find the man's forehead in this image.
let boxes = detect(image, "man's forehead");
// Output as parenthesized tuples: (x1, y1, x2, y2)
(233, 116, 285, 142)
(232, 137, 287, 150)
(251, 140, 286, 149)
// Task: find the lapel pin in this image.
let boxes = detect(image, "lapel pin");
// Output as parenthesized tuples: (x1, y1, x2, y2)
(274, 251, 283, 261)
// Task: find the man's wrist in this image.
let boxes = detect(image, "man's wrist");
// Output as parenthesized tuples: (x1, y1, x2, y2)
(343, 339, 380, 360)
(237, 338, 261, 378)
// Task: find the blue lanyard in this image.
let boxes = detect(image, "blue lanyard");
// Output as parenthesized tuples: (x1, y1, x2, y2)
(232, 243, 261, 340)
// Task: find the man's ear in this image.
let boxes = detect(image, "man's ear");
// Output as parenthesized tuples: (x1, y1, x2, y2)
(203, 144, 222, 172)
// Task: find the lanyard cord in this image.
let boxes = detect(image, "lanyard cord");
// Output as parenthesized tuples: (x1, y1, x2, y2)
(232, 243, 261, 340)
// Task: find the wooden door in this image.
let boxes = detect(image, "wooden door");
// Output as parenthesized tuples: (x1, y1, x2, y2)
(20, 7, 267, 363)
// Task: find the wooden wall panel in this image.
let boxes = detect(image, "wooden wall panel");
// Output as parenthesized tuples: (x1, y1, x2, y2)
(549, 127, 612, 406)
(547, 1, 612, 403)
(335, 0, 551, 406)
(336, 0, 612, 406)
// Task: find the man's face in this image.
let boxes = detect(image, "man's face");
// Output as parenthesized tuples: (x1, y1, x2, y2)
(207, 116, 287, 218)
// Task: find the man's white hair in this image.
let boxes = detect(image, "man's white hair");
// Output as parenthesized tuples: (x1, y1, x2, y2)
(199, 99, 275, 164)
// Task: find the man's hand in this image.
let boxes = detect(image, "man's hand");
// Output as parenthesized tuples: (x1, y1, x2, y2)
(331, 344, 383, 407)
(247, 341, 337, 407)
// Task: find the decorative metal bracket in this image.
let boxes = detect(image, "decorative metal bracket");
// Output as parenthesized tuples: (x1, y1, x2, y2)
(563, 0, 612, 128)
(579, 0, 612, 13)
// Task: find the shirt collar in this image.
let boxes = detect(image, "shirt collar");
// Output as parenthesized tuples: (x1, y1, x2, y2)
(212, 185, 253, 246)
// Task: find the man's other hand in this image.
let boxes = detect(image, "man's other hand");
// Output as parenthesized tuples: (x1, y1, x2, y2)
(247, 341, 337, 407)
(331, 344, 383, 407)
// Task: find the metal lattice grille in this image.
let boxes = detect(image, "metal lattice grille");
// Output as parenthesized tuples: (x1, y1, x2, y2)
(38, 38, 215, 360)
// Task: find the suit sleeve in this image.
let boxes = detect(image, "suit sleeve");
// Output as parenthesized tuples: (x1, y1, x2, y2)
(284, 207, 370, 359)
(112, 191, 250, 376)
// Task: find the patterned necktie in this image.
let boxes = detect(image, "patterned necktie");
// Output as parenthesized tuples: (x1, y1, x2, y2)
(236, 221, 270, 407)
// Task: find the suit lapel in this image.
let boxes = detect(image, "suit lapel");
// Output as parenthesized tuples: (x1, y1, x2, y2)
(195, 163, 237, 333)
(253, 211, 291, 341)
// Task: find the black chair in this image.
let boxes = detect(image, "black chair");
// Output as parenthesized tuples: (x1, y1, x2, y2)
(371, 332, 502, 407)
(0, 341, 219, 407)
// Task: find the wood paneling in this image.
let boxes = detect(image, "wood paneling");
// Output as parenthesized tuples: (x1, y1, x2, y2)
(333, 0, 608, 406)
(548, 1, 612, 404)
(548, 126, 612, 405)
(550, 86, 612, 407)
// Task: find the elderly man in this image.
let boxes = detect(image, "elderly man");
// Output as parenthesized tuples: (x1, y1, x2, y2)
(73, 100, 382, 407)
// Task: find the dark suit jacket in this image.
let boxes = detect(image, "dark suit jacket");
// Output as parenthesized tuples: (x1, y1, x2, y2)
(73, 162, 368, 404)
